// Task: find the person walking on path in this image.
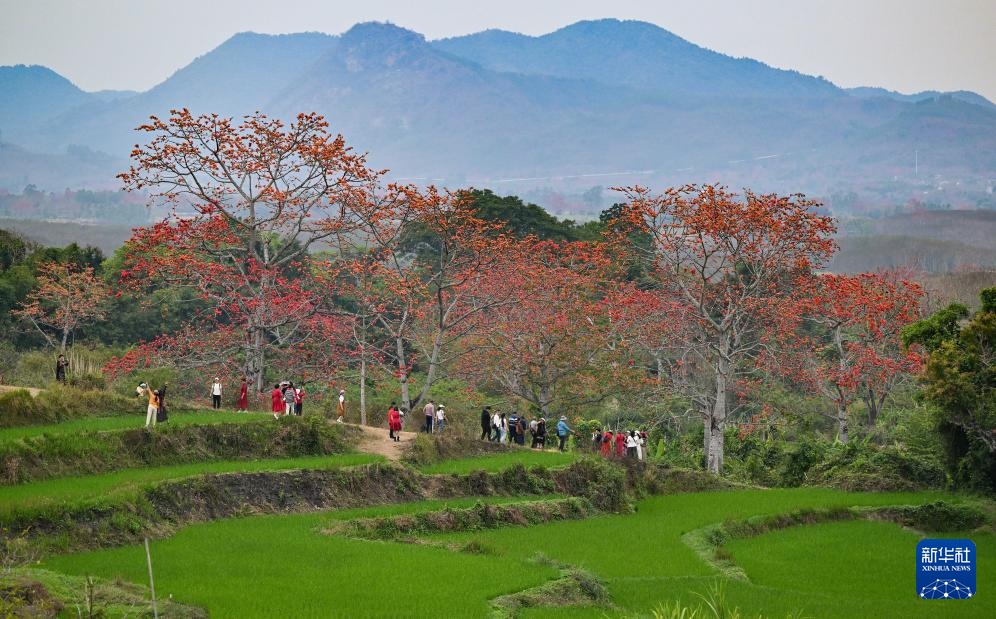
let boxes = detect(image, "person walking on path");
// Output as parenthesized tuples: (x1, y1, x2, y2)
(615, 431, 626, 458)
(435, 404, 446, 433)
(636, 430, 646, 461)
(211, 377, 222, 409)
(491, 409, 502, 442)
(508, 411, 520, 444)
(283, 382, 296, 416)
(55, 354, 69, 384)
(423, 400, 435, 433)
(270, 384, 283, 418)
(336, 389, 346, 423)
(556, 416, 574, 452)
(388, 402, 402, 442)
(145, 388, 160, 428)
(480, 406, 492, 440)
(600, 429, 613, 458)
(237, 378, 249, 411)
(514, 414, 526, 446)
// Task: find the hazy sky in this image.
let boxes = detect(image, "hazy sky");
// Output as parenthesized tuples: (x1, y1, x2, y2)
(2, 0, 994, 100)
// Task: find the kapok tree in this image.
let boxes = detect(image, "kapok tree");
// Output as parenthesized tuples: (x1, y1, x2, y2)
(459, 239, 636, 418)
(619, 184, 836, 474)
(811, 273, 922, 439)
(14, 262, 111, 351)
(111, 110, 379, 391)
(769, 272, 923, 443)
(341, 186, 520, 414)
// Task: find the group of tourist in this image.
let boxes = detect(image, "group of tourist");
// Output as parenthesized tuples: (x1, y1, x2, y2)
(269, 381, 314, 418)
(592, 428, 648, 461)
(478, 406, 577, 452)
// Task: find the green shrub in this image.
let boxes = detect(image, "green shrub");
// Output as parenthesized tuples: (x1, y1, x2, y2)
(878, 501, 988, 532)
(806, 442, 946, 491)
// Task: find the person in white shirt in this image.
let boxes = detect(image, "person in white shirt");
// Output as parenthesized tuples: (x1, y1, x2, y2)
(635, 432, 644, 461)
(626, 431, 638, 459)
(492, 410, 502, 442)
(211, 378, 222, 409)
(423, 400, 435, 433)
(435, 404, 446, 433)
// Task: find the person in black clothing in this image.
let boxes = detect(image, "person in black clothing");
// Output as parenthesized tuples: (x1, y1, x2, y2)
(531, 418, 547, 449)
(157, 382, 169, 422)
(55, 355, 68, 384)
(480, 406, 492, 440)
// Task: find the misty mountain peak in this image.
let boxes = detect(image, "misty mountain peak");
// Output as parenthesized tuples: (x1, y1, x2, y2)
(339, 22, 431, 71)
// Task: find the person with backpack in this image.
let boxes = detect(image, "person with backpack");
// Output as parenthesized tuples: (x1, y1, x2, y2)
(283, 382, 296, 416)
(55, 354, 69, 384)
(532, 418, 547, 449)
(514, 415, 526, 446)
(211, 377, 222, 409)
(508, 411, 520, 444)
(480, 406, 492, 440)
(600, 429, 613, 458)
(387, 402, 402, 442)
(556, 416, 574, 452)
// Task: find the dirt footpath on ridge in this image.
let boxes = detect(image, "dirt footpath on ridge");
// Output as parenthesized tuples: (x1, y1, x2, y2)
(351, 423, 417, 461)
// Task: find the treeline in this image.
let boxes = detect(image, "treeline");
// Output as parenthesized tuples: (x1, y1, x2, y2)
(0, 186, 149, 224)
(3, 110, 993, 494)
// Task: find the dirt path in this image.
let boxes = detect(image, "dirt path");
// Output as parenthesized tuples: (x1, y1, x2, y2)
(351, 423, 418, 461)
(0, 384, 42, 397)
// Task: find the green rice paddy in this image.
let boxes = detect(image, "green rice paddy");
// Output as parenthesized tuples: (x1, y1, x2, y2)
(44, 487, 992, 618)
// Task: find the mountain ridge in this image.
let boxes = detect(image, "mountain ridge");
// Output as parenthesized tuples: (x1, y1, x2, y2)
(0, 19, 992, 205)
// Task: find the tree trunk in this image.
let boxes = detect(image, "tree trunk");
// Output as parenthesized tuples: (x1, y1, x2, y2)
(359, 355, 367, 426)
(707, 335, 732, 475)
(837, 399, 850, 444)
(60, 327, 69, 353)
(246, 327, 266, 393)
(702, 412, 711, 469)
(395, 335, 411, 413)
(864, 385, 880, 426)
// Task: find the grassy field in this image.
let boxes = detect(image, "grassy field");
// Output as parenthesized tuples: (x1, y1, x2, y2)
(725, 519, 991, 618)
(416, 449, 578, 474)
(0, 453, 384, 515)
(0, 409, 271, 443)
(43, 487, 991, 618)
(44, 498, 563, 618)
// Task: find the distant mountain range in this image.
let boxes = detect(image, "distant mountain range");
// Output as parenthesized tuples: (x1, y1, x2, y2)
(1, 19, 994, 207)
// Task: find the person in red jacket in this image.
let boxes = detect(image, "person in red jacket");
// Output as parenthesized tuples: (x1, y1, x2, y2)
(600, 429, 613, 458)
(388, 402, 402, 442)
(615, 431, 626, 457)
(270, 384, 283, 419)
